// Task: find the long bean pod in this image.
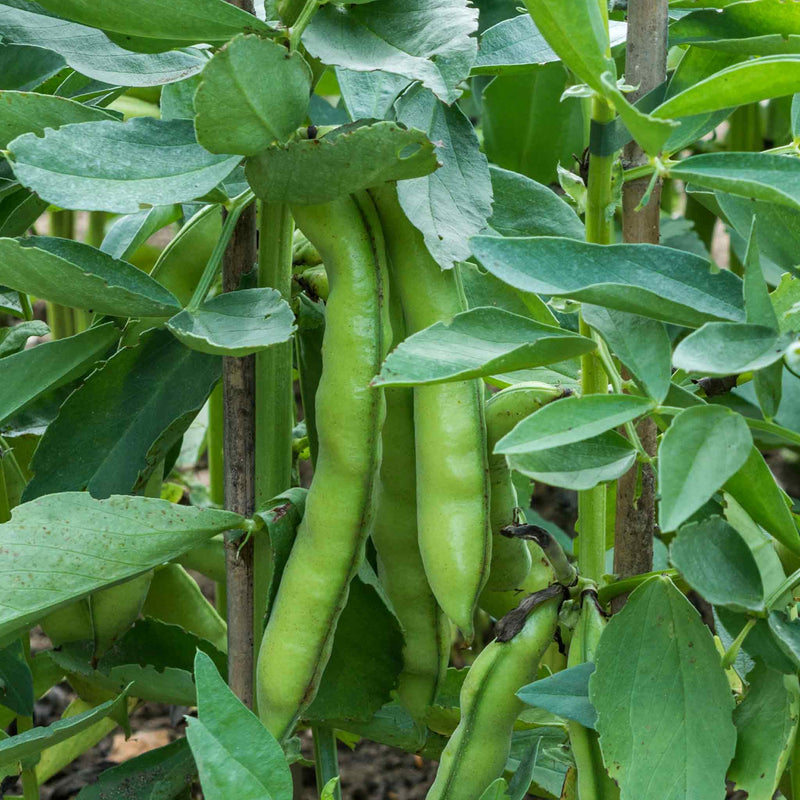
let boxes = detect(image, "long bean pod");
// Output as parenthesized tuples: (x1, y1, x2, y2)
(256, 192, 391, 741)
(371, 183, 490, 639)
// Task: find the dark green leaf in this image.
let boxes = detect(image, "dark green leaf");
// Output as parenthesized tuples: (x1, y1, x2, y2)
(496, 394, 652, 454)
(374, 307, 595, 386)
(718, 608, 796, 674)
(0, 323, 118, 426)
(160, 74, 202, 121)
(0, 493, 241, 642)
(768, 611, 800, 669)
(517, 662, 596, 729)
(303, 0, 478, 105)
(0, 320, 49, 358)
(0, 286, 23, 317)
(0, 42, 64, 92)
(0, 188, 48, 238)
(25, 330, 220, 500)
(0, 3, 206, 87)
(508, 430, 637, 491)
(8, 118, 240, 213)
(0, 640, 33, 717)
(0, 237, 182, 316)
(471, 236, 745, 328)
(670, 516, 765, 612)
(186, 651, 292, 800)
(246, 121, 437, 206)
(75, 738, 196, 800)
(590, 577, 736, 800)
(658, 405, 752, 532)
(195, 35, 311, 156)
(166, 289, 295, 357)
(396, 85, 493, 269)
(337, 68, 410, 121)
(101, 205, 182, 262)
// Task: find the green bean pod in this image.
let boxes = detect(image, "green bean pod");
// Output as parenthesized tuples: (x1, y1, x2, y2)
(372, 292, 451, 723)
(256, 192, 391, 741)
(484, 383, 563, 591)
(426, 586, 564, 800)
(371, 183, 490, 639)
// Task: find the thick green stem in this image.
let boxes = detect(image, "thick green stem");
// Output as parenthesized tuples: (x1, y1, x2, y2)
(253, 203, 294, 667)
(721, 617, 756, 669)
(312, 725, 342, 800)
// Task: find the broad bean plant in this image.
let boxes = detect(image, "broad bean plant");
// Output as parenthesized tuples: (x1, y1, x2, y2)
(0, 0, 799, 798)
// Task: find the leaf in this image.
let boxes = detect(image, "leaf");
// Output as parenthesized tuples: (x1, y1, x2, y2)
(0, 188, 47, 238)
(0, 640, 33, 717)
(471, 235, 745, 328)
(654, 56, 800, 118)
(195, 36, 311, 156)
(8, 118, 240, 213)
(483, 64, 586, 187)
(336, 68, 410, 121)
(396, 85, 493, 270)
(0, 237, 182, 317)
(582, 306, 671, 404)
(478, 778, 508, 800)
(590, 577, 737, 800)
(508, 431, 637, 491)
(768, 612, 800, 670)
(0, 3, 206, 87)
(0, 323, 118, 426)
(166, 289, 295, 357)
(0, 321, 47, 359)
(728, 663, 800, 800)
(0, 493, 242, 643)
(321, 778, 341, 800)
(24, 329, 220, 501)
(75, 738, 196, 800)
(717, 608, 795, 674)
(0, 41, 64, 92)
(673, 322, 792, 375)
(473, 14, 627, 76)
(303, 0, 478, 105)
(517, 662, 597, 729)
(246, 121, 437, 206)
(670, 2, 800, 56)
(669, 516, 765, 612)
(186, 651, 293, 800)
(0, 690, 129, 771)
(670, 152, 800, 214)
(101, 205, 183, 262)
(33, 0, 274, 49)
(658, 405, 752, 532)
(0, 90, 112, 149)
(487, 165, 584, 239)
(374, 307, 595, 386)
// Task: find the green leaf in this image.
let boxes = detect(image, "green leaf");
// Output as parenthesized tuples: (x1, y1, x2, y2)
(195, 36, 311, 156)
(75, 738, 196, 800)
(396, 85, 493, 269)
(33, 0, 274, 49)
(0, 41, 64, 92)
(517, 662, 596, 729)
(303, 0, 478, 105)
(655, 57, 800, 118)
(487, 165, 584, 239)
(670, 516, 765, 612)
(0, 90, 112, 149)
(100, 205, 183, 262)
(8, 118, 240, 213)
(673, 322, 792, 375)
(473, 13, 626, 76)
(718, 607, 795, 674)
(658, 405, 752, 532)
(166, 289, 295, 357)
(508, 430, 636, 491)
(0, 237, 182, 317)
(590, 577, 736, 800)
(0, 286, 23, 317)
(0, 188, 47, 238)
(0, 323, 118, 426)
(337, 68, 411, 121)
(0, 640, 33, 717)
(321, 778, 341, 800)
(671, 152, 800, 214)
(0, 320, 44, 359)
(0, 3, 206, 87)
(246, 121, 437, 206)
(478, 778, 508, 800)
(793, 92, 800, 138)
(670, 1, 800, 56)
(186, 651, 293, 800)
(0, 493, 242, 642)
(728, 663, 800, 800)
(768, 611, 800, 669)
(471, 236, 745, 328)
(582, 306, 671, 404)
(374, 307, 595, 386)
(482, 64, 586, 186)
(496, 394, 652, 454)
(0, 690, 130, 771)
(25, 329, 220, 500)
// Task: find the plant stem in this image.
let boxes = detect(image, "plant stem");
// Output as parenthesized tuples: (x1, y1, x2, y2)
(278, 0, 307, 25)
(312, 725, 342, 800)
(253, 203, 294, 666)
(289, 0, 318, 50)
(597, 569, 679, 605)
(721, 617, 756, 669)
